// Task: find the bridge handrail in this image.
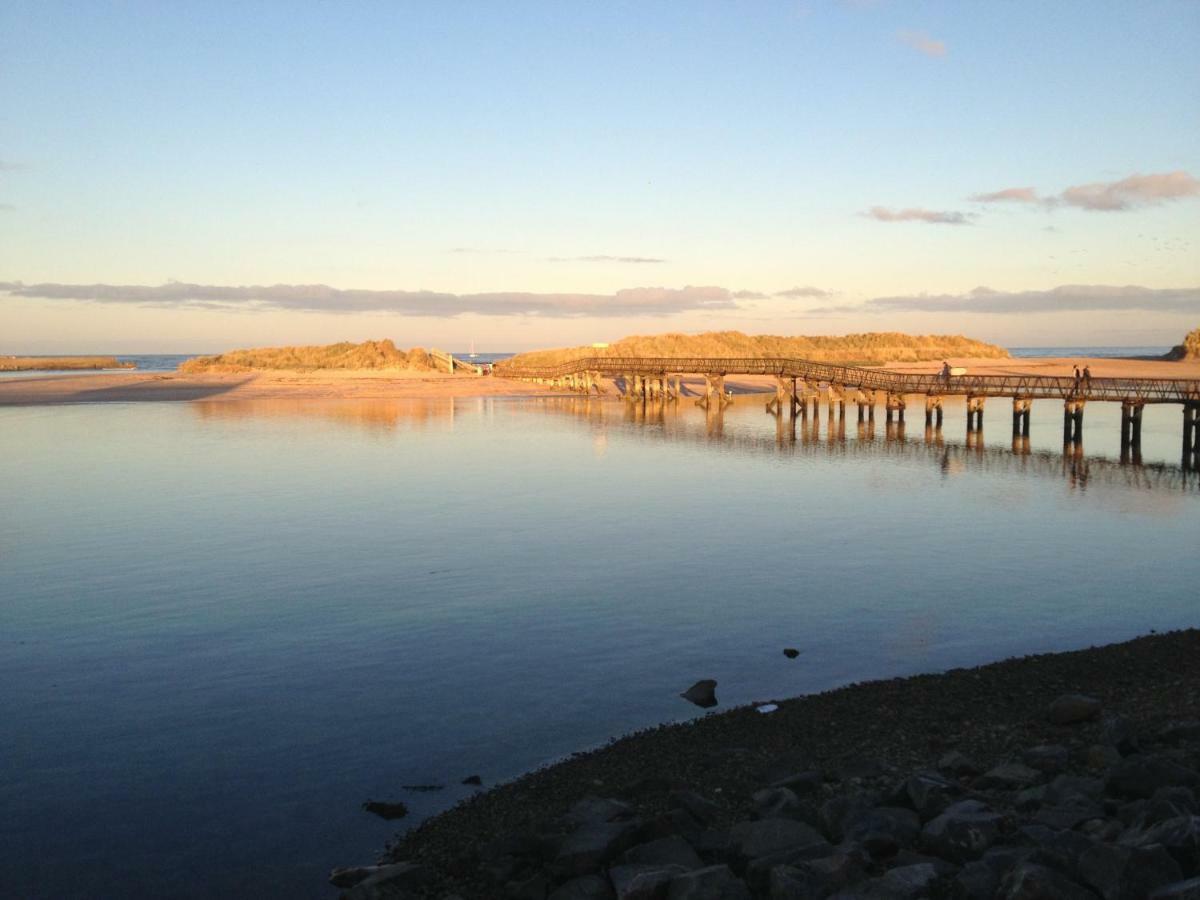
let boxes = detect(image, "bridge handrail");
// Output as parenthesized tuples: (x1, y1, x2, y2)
(493, 356, 1200, 403)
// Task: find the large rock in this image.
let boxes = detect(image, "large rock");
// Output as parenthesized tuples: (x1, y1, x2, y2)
(566, 797, 636, 826)
(621, 836, 703, 872)
(1023, 745, 1071, 774)
(1101, 715, 1141, 756)
(829, 862, 939, 899)
(1048, 694, 1102, 725)
(666, 864, 751, 899)
(999, 861, 1096, 899)
(905, 771, 961, 821)
(843, 806, 921, 858)
(1152, 877, 1200, 899)
(1077, 842, 1183, 900)
(727, 818, 826, 864)
(549, 874, 616, 900)
(669, 790, 722, 827)
(609, 863, 688, 900)
(752, 787, 809, 822)
(976, 762, 1042, 791)
(1107, 756, 1200, 800)
(338, 862, 431, 899)
(330, 862, 429, 889)
(820, 793, 878, 842)
(921, 800, 1004, 862)
(768, 850, 866, 898)
(681, 681, 718, 709)
(554, 820, 641, 878)
(1126, 815, 1200, 877)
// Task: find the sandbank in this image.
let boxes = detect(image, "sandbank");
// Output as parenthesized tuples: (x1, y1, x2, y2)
(0, 356, 1196, 407)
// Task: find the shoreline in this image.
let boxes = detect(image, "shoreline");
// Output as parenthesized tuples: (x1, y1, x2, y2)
(1, 356, 1197, 407)
(358, 629, 1200, 898)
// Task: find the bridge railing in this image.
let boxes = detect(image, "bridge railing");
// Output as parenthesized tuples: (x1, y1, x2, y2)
(493, 356, 1200, 403)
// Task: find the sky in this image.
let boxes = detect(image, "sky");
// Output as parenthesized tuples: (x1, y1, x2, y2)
(1, 1, 1198, 353)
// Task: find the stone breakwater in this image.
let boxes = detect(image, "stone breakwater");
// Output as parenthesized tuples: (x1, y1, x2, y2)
(336, 630, 1200, 899)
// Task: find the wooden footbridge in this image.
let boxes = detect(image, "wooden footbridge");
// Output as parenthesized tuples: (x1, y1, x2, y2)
(494, 356, 1200, 466)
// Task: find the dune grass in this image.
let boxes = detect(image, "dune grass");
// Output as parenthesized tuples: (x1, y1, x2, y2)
(499, 330, 1010, 369)
(0, 356, 132, 371)
(179, 340, 436, 373)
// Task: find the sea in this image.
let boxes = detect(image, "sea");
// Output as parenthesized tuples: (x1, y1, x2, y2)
(2, 346, 1197, 898)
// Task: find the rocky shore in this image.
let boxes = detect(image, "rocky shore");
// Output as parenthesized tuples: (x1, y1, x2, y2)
(333, 630, 1200, 899)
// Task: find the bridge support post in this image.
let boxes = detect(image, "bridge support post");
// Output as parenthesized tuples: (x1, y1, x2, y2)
(1012, 398, 1031, 438)
(967, 396, 985, 432)
(924, 395, 943, 428)
(1063, 399, 1085, 444)
(1184, 403, 1200, 469)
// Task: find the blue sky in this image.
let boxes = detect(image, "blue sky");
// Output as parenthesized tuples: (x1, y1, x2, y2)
(1, 1, 1197, 352)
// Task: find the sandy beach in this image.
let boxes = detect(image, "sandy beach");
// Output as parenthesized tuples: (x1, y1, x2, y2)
(1, 356, 1197, 407)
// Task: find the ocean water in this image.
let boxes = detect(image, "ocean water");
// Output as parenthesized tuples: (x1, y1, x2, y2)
(1008, 346, 1171, 359)
(2, 394, 1199, 899)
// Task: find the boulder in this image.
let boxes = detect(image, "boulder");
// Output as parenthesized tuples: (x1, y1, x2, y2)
(1048, 694, 1102, 725)
(1152, 876, 1200, 899)
(975, 762, 1042, 791)
(771, 771, 824, 797)
(665, 864, 751, 899)
(565, 797, 636, 826)
(1107, 756, 1200, 800)
(549, 874, 615, 900)
(669, 790, 722, 827)
(843, 806, 921, 858)
(939, 750, 983, 777)
(1023, 745, 1070, 774)
(921, 800, 1004, 862)
(727, 818, 826, 864)
(1126, 815, 1200, 877)
(905, 771, 961, 820)
(1101, 716, 1140, 756)
(752, 787, 810, 822)
(830, 862, 939, 899)
(621, 836, 703, 872)
(361, 800, 408, 820)
(820, 794, 878, 842)
(999, 861, 1096, 899)
(338, 862, 431, 899)
(554, 820, 640, 878)
(681, 681, 718, 709)
(1077, 842, 1182, 900)
(609, 864, 688, 900)
(1159, 722, 1200, 744)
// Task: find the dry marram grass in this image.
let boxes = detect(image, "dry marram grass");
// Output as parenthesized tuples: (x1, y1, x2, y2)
(179, 340, 437, 373)
(500, 330, 1010, 369)
(0, 356, 133, 371)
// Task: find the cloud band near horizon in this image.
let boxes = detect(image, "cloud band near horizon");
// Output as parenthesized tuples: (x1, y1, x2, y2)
(0, 281, 736, 318)
(813, 284, 1200, 315)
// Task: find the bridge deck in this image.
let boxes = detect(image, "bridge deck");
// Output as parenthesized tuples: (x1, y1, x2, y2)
(495, 356, 1200, 404)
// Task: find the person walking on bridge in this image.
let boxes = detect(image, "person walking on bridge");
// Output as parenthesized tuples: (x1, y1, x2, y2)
(940, 360, 952, 382)
(1083, 365, 1092, 390)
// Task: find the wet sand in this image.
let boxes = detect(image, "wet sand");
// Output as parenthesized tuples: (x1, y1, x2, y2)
(0, 357, 1196, 406)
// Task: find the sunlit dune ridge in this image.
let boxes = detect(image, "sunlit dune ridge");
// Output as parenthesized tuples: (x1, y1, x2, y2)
(179, 340, 435, 373)
(500, 330, 1010, 368)
(1166, 327, 1200, 360)
(0, 356, 132, 372)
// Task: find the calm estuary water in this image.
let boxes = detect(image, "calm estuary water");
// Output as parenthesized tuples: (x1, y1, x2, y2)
(2, 395, 1198, 898)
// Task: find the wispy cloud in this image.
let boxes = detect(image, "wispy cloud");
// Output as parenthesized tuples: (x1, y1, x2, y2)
(0, 160, 24, 172)
(813, 284, 1199, 316)
(732, 289, 769, 300)
(897, 29, 946, 58)
(775, 286, 833, 298)
(970, 187, 1039, 204)
(546, 255, 666, 264)
(865, 206, 973, 225)
(0, 203, 13, 212)
(448, 247, 517, 255)
(1057, 171, 1200, 212)
(0, 280, 734, 318)
(968, 171, 1199, 213)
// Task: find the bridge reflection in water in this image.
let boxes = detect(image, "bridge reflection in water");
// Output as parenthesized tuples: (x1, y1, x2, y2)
(532, 396, 1200, 494)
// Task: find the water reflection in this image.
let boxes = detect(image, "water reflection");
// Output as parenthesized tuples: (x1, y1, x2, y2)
(535, 397, 1200, 494)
